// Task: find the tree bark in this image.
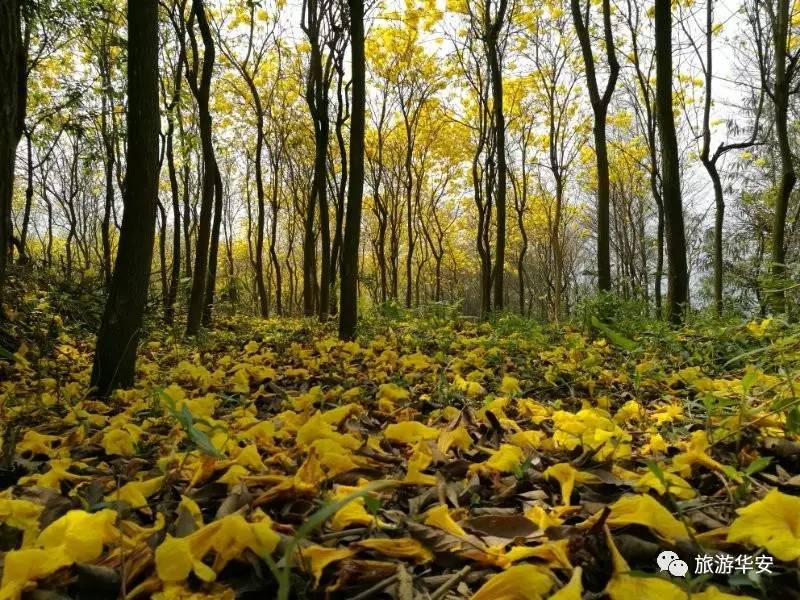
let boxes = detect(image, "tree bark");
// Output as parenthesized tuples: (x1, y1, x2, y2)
(487, 0, 509, 311)
(654, 0, 689, 324)
(0, 0, 24, 295)
(91, 0, 159, 396)
(203, 163, 223, 325)
(339, 0, 364, 340)
(571, 0, 619, 293)
(184, 0, 218, 335)
(768, 0, 795, 314)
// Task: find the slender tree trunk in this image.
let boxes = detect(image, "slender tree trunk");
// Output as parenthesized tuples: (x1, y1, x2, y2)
(100, 57, 115, 290)
(157, 200, 168, 310)
(252, 92, 269, 317)
(165, 114, 181, 324)
(203, 164, 223, 325)
(403, 116, 415, 308)
(571, 0, 619, 293)
(654, 0, 689, 323)
(769, 0, 795, 314)
(19, 129, 33, 263)
(330, 69, 348, 315)
(91, 0, 159, 396)
(339, 0, 364, 340)
(185, 0, 218, 335)
(316, 113, 331, 318)
(0, 0, 24, 295)
(487, 0, 508, 311)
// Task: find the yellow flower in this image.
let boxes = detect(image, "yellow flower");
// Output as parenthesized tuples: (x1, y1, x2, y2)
(468, 444, 523, 476)
(377, 382, 409, 404)
(0, 496, 44, 547)
(106, 476, 164, 509)
(604, 527, 686, 600)
(296, 411, 360, 450)
(471, 564, 555, 600)
(543, 463, 598, 506)
(0, 547, 72, 599)
(155, 534, 216, 582)
(549, 567, 582, 599)
(727, 489, 800, 560)
(524, 505, 569, 530)
(385, 420, 439, 444)
(746, 317, 772, 338)
(634, 470, 696, 500)
(37, 509, 119, 562)
(453, 375, 486, 397)
(508, 430, 546, 450)
(671, 431, 728, 477)
(502, 539, 572, 569)
(0, 507, 125, 596)
(16, 431, 60, 457)
(353, 537, 433, 563)
(640, 433, 668, 454)
(178, 495, 204, 528)
(101, 427, 137, 456)
(437, 426, 473, 453)
(613, 400, 641, 423)
(297, 545, 355, 585)
(217, 464, 249, 488)
(312, 438, 360, 478)
(500, 375, 522, 395)
(154, 514, 280, 583)
(582, 494, 689, 542)
(404, 440, 437, 486)
(242, 421, 275, 447)
(320, 402, 362, 426)
(232, 444, 266, 471)
(424, 504, 466, 537)
(652, 402, 683, 425)
(291, 385, 324, 411)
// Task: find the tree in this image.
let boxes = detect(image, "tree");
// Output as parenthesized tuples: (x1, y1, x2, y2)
(759, 0, 799, 314)
(466, 0, 510, 312)
(654, 0, 688, 323)
(301, 0, 346, 318)
(91, 0, 159, 396)
(161, 15, 185, 324)
(339, 0, 364, 340)
(571, 0, 619, 293)
(0, 0, 25, 295)
(522, 0, 586, 320)
(487, 0, 509, 311)
(451, 22, 493, 318)
(215, 2, 277, 318)
(622, 0, 664, 315)
(691, 0, 761, 315)
(181, 0, 219, 335)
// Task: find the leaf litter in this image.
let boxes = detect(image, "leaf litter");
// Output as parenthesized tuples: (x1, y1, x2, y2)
(0, 315, 799, 598)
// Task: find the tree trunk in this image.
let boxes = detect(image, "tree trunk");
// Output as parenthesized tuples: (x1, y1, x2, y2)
(91, 0, 159, 396)
(165, 113, 181, 324)
(185, 0, 218, 335)
(487, 0, 508, 311)
(100, 52, 115, 290)
(769, 0, 795, 314)
(248, 79, 269, 317)
(19, 129, 33, 263)
(0, 0, 24, 295)
(330, 67, 348, 315)
(571, 0, 619, 294)
(339, 0, 365, 340)
(202, 163, 223, 325)
(654, 0, 689, 324)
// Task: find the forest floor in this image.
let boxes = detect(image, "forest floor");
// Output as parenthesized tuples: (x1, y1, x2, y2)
(1, 289, 800, 599)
